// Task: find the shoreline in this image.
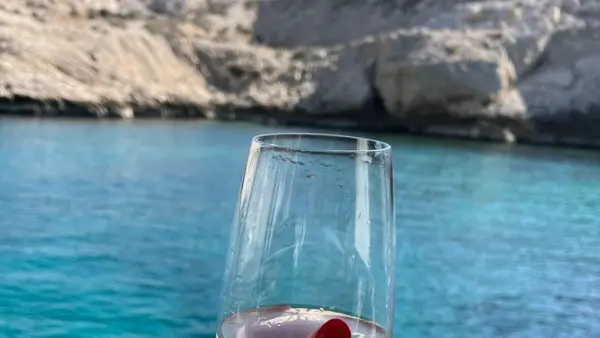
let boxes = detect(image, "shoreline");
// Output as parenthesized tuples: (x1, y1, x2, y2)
(2, 103, 599, 151)
(2, 1, 600, 151)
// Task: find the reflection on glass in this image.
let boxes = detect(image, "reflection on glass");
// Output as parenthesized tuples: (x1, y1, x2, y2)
(217, 133, 396, 338)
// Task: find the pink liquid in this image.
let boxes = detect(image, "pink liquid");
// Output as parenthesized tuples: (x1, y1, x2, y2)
(217, 307, 388, 338)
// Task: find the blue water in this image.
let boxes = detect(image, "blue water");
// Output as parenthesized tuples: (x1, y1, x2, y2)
(0, 119, 599, 337)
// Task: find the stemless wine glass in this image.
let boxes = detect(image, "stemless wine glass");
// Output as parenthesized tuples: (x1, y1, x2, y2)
(217, 133, 396, 338)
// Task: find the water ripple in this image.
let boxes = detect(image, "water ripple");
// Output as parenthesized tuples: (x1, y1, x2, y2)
(1, 120, 599, 337)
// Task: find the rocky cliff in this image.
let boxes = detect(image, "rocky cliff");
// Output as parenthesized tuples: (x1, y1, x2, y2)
(1, 0, 600, 147)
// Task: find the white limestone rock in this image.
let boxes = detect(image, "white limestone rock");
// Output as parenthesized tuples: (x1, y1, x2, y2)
(0, 10, 211, 109)
(518, 26, 600, 117)
(418, 0, 584, 76)
(374, 29, 516, 117)
(2, 0, 600, 146)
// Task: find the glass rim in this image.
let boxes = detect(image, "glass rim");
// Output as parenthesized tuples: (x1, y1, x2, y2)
(252, 133, 392, 154)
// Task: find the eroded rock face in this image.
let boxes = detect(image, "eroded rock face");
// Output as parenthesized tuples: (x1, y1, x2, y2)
(1, 0, 600, 147)
(0, 10, 210, 115)
(374, 30, 517, 118)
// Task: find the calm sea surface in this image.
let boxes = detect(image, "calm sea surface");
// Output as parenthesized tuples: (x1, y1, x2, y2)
(0, 119, 599, 337)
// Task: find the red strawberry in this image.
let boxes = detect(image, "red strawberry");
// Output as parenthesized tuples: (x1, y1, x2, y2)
(310, 319, 351, 338)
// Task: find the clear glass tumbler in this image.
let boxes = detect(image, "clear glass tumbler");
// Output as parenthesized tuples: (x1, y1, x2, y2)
(216, 133, 396, 338)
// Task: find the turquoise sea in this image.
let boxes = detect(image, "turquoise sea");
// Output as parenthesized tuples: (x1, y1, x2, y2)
(0, 119, 599, 337)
